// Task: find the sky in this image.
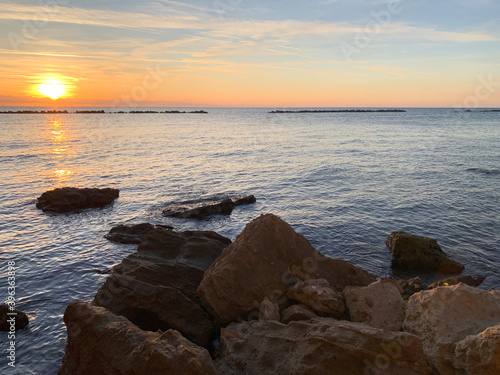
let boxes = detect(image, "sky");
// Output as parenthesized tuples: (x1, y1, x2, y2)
(0, 0, 499, 107)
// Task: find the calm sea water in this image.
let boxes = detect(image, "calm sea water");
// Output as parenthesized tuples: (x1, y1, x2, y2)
(0, 107, 499, 374)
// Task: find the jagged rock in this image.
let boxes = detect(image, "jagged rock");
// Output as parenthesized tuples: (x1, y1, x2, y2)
(398, 277, 427, 300)
(104, 223, 174, 244)
(387, 231, 464, 274)
(162, 195, 256, 219)
(214, 318, 431, 375)
(403, 283, 500, 375)
(58, 301, 216, 375)
(198, 214, 375, 325)
(455, 325, 500, 375)
(94, 228, 231, 347)
(36, 187, 119, 212)
(345, 279, 406, 331)
(428, 275, 486, 289)
(259, 297, 280, 321)
(287, 279, 345, 318)
(280, 304, 318, 324)
(0, 305, 29, 331)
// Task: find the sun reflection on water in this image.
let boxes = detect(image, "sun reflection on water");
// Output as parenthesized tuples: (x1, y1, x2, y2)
(45, 117, 75, 186)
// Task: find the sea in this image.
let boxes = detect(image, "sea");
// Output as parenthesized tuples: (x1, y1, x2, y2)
(0, 107, 499, 374)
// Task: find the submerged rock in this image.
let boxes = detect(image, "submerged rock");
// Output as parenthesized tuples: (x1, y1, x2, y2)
(0, 305, 29, 331)
(94, 228, 231, 347)
(36, 187, 119, 213)
(198, 214, 375, 325)
(58, 301, 216, 375)
(104, 223, 174, 244)
(214, 318, 431, 375)
(387, 231, 464, 274)
(403, 283, 500, 375)
(162, 195, 256, 219)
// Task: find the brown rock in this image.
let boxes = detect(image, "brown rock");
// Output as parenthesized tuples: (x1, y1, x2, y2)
(214, 318, 431, 375)
(0, 305, 29, 331)
(428, 275, 486, 289)
(198, 214, 375, 325)
(345, 279, 406, 331)
(455, 325, 500, 375)
(259, 297, 280, 321)
(287, 279, 345, 318)
(280, 304, 318, 324)
(403, 283, 500, 375)
(94, 228, 231, 347)
(104, 223, 174, 244)
(36, 187, 119, 212)
(58, 301, 216, 375)
(387, 231, 464, 274)
(398, 277, 427, 300)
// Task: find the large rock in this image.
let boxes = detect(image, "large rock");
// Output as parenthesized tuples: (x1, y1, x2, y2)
(403, 283, 500, 375)
(104, 223, 174, 244)
(198, 214, 375, 325)
(214, 318, 432, 375)
(387, 231, 464, 274)
(345, 279, 406, 331)
(0, 305, 29, 331)
(280, 304, 318, 324)
(94, 228, 231, 347)
(162, 195, 256, 219)
(287, 279, 345, 318)
(36, 187, 119, 212)
(455, 325, 500, 375)
(58, 301, 216, 375)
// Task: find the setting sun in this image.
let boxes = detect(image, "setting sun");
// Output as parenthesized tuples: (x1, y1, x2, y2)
(37, 79, 67, 100)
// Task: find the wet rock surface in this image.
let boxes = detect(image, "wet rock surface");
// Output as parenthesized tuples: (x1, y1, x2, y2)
(36, 187, 119, 213)
(104, 223, 174, 244)
(162, 195, 256, 219)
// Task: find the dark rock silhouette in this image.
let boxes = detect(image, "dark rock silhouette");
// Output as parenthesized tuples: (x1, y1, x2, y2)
(428, 275, 486, 289)
(105, 223, 174, 244)
(36, 187, 119, 213)
(0, 305, 29, 331)
(163, 195, 256, 219)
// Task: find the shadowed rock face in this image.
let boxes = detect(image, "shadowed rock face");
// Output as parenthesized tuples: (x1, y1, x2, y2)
(214, 318, 432, 375)
(94, 228, 231, 347)
(162, 195, 256, 219)
(198, 214, 375, 325)
(0, 305, 29, 331)
(428, 275, 486, 289)
(36, 187, 119, 213)
(58, 301, 216, 375)
(387, 231, 464, 274)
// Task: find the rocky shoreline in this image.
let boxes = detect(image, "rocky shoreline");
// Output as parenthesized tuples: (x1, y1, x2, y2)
(56, 213, 499, 375)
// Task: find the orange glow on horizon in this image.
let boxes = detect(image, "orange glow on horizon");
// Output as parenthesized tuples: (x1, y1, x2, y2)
(27, 75, 76, 101)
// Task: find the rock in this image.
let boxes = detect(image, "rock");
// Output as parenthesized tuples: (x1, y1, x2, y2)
(198, 214, 375, 325)
(345, 279, 406, 331)
(455, 325, 500, 375)
(387, 231, 464, 274)
(214, 318, 432, 375)
(104, 223, 174, 244)
(428, 275, 486, 289)
(280, 304, 318, 324)
(287, 279, 345, 318)
(232, 195, 256, 206)
(403, 283, 500, 375)
(36, 187, 119, 212)
(58, 301, 216, 375)
(398, 277, 427, 300)
(0, 305, 29, 331)
(164, 198, 234, 219)
(94, 228, 231, 347)
(259, 297, 280, 321)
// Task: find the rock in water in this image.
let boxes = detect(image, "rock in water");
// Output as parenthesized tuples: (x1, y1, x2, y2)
(214, 318, 432, 375)
(58, 301, 216, 375)
(104, 223, 174, 244)
(94, 228, 231, 347)
(0, 305, 29, 331)
(345, 279, 406, 331)
(232, 195, 256, 206)
(197, 214, 375, 325)
(428, 275, 486, 289)
(162, 195, 256, 219)
(403, 283, 500, 375)
(387, 231, 464, 274)
(455, 325, 500, 375)
(36, 187, 119, 213)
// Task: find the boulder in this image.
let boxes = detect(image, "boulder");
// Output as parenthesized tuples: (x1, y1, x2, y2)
(162, 195, 256, 219)
(455, 325, 500, 375)
(345, 279, 406, 331)
(214, 318, 431, 375)
(387, 231, 464, 274)
(428, 275, 486, 289)
(36, 187, 119, 212)
(58, 301, 216, 375)
(104, 223, 174, 244)
(403, 283, 500, 375)
(0, 305, 29, 331)
(398, 277, 427, 300)
(287, 279, 345, 318)
(198, 214, 375, 325)
(94, 228, 231, 347)
(280, 304, 318, 324)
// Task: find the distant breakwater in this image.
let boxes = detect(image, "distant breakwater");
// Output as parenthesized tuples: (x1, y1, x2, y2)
(0, 110, 208, 114)
(269, 109, 407, 113)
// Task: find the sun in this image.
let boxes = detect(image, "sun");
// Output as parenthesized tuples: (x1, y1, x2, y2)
(37, 79, 67, 100)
